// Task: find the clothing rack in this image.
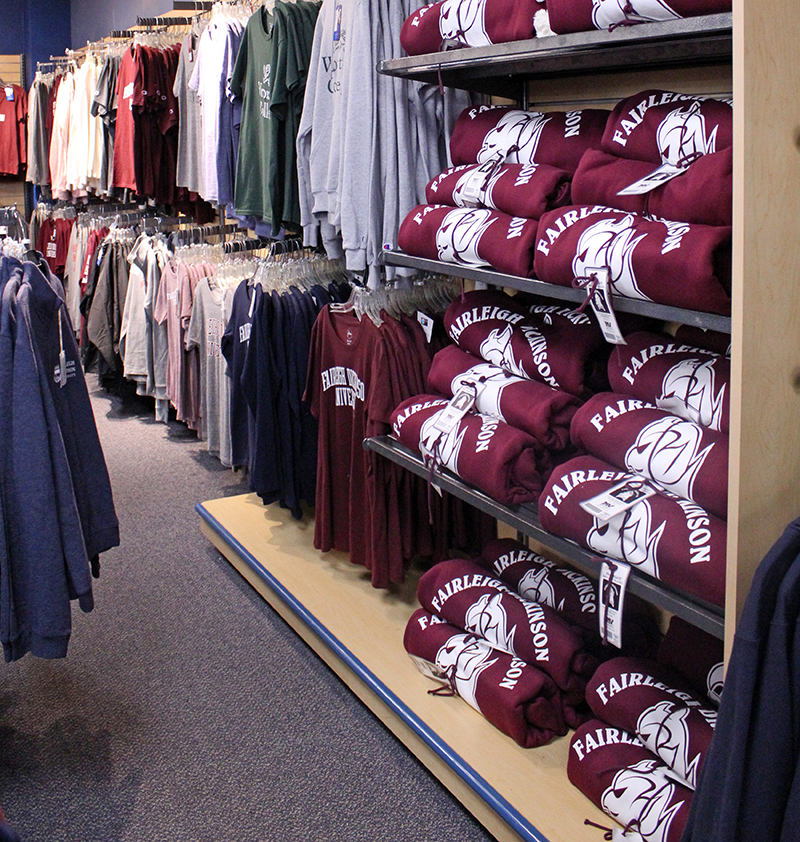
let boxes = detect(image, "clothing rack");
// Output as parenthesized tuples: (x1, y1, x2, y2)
(137, 16, 199, 27)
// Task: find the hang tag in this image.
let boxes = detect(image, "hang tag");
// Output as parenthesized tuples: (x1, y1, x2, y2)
(581, 476, 656, 521)
(0, 114, 5, 122)
(612, 825, 645, 842)
(332, 4, 343, 41)
(408, 654, 449, 684)
(460, 157, 501, 207)
(599, 560, 631, 649)
(584, 267, 626, 345)
(57, 313, 68, 389)
(5, 86, 14, 102)
(0, 226, 7, 236)
(433, 384, 477, 436)
(123, 82, 134, 100)
(417, 311, 434, 343)
(617, 161, 686, 196)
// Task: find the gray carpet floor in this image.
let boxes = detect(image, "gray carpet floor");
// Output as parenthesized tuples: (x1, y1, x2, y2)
(0, 376, 498, 842)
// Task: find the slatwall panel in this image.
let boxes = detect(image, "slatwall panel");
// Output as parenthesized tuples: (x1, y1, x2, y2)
(0, 54, 27, 214)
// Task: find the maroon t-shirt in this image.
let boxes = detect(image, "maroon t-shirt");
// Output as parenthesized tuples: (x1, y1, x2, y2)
(425, 162, 571, 221)
(571, 146, 733, 227)
(602, 90, 733, 167)
(534, 205, 732, 315)
(444, 288, 608, 397)
(568, 719, 693, 841)
(417, 558, 596, 709)
(658, 615, 724, 706)
(427, 344, 580, 450)
(400, 0, 545, 56)
(404, 608, 567, 747)
(398, 203, 539, 278)
(113, 45, 139, 191)
(538, 454, 727, 607)
(391, 394, 551, 505)
(607, 331, 730, 433)
(450, 104, 609, 173)
(586, 657, 717, 789)
(0, 83, 27, 175)
(548, 0, 731, 35)
(570, 392, 729, 519)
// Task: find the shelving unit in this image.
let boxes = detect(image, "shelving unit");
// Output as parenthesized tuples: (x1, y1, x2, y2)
(200, 5, 800, 840)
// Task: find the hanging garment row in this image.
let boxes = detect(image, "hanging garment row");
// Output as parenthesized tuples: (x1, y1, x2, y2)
(0, 248, 119, 663)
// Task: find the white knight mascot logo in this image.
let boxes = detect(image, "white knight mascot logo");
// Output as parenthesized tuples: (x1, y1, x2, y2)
(436, 207, 495, 268)
(656, 100, 719, 166)
(464, 593, 516, 654)
(601, 759, 686, 842)
(420, 409, 468, 473)
(518, 566, 564, 612)
(435, 633, 496, 711)
(451, 362, 514, 420)
(439, 0, 491, 47)
(657, 358, 727, 432)
(637, 701, 700, 788)
(572, 214, 649, 301)
(478, 323, 528, 379)
(624, 416, 713, 502)
(586, 499, 666, 578)
(592, 0, 679, 29)
(478, 110, 552, 166)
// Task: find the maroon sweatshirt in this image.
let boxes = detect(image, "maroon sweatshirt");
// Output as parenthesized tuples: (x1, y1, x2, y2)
(548, 0, 731, 35)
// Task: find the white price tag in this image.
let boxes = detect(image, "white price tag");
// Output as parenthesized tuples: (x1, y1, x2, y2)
(4, 86, 13, 101)
(432, 385, 477, 436)
(417, 311, 434, 343)
(0, 226, 7, 235)
(460, 157, 501, 207)
(0, 114, 5, 122)
(617, 161, 687, 196)
(408, 654, 449, 684)
(581, 476, 656, 521)
(57, 350, 68, 388)
(599, 560, 631, 649)
(584, 267, 626, 345)
(123, 82, 134, 100)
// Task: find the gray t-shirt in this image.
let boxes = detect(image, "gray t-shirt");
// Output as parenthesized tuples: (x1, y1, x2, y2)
(174, 31, 205, 196)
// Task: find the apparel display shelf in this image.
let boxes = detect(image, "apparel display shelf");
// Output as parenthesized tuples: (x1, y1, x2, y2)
(199, 4, 800, 838)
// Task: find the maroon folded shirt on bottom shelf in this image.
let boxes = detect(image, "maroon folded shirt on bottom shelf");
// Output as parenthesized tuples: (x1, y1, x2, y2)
(658, 616, 724, 706)
(417, 558, 596, 715)
(568, 719, 693, 842)
(398, 204, 539, 278)
(538, 454, 727, 607)
(585, 657, 717, 789)
(427, 344, 581, 450)
(391, 395, 551, 505)
(404, 608, 567, 747)
(608, 332, 730, 433)
(570, 392, 729, 520)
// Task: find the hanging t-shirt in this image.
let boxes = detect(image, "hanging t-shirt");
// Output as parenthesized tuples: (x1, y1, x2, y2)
(0, 82, 27, 175)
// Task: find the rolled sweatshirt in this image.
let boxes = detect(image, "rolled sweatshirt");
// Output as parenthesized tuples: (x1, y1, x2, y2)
(404, 607, 567, 747)
(538, 454, 727, 607)
(547, 0, 731, 35)
(568, 719, 693, 842)
(570, 391, 729, 519)
(391, 394, 551, 505)
(427, 344, 580, 450)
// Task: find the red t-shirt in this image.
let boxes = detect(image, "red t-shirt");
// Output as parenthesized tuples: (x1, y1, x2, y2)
(0, 83, 27, 175)
(112, 46, 139, 191)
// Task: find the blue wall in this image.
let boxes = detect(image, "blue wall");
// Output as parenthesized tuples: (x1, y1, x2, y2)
(0, 0, 71, 86)
(71, 0, 174, 46)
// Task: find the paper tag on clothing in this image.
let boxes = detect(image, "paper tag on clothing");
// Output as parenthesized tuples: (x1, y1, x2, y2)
(599, 560, 631, 649)
(617, 161, 686, 195)
(0, 114, 5, 122)
(417, 311, 434, 343)
(46, 242, 58, 259)
(0, 226, 7, 236)
(4, 87, 13, 101)
(123, 82, 134, 100)
(584, 267, 626, 345)
(408, 654, 449, 684)
(57, 350, 68, 388)
(333, 4, 343, 41)
(432, 385, 477, 436)
(581, 476, 656, 521)
(460, 158, 500, 207)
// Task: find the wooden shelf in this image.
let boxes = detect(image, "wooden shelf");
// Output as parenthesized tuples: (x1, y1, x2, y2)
(383, 250, 733, 332)
(364, 435, 725, 639)
(377, 14, 732, 98)
(197, 494, 610, 842)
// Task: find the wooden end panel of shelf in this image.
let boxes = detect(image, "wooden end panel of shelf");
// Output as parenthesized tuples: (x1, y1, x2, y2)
(725, 0, 800, 653)
(197, 494, 609, 842)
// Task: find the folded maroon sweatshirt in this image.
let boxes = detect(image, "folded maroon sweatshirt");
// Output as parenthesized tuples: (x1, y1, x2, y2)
(607, 331, 730, 433)
(602, 90, 733, 167)
(548, 0, 731, 35)
(427, 344, 580, 450)
(570, 392, 729, 519)
(571, 147, 733, 227)
(450, 104, 609, 173)
(672, 324, 731, 356)
(480, 536, 599, 632)
(657, 615, 724, 706)
(533, 205, 732, 315)
(400, 0, 545, 56)
(404, 608, 567, 747)
(391, 394, 550, 505)
(417, 558, 596, 708)
(538, 454, 726, 607)
(398, 203, 539, 278)
(425, 162, 572, 221)
(586, 657, 716, 789)
(444, 288, 607, 397)
(568, 719, 693, 841)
